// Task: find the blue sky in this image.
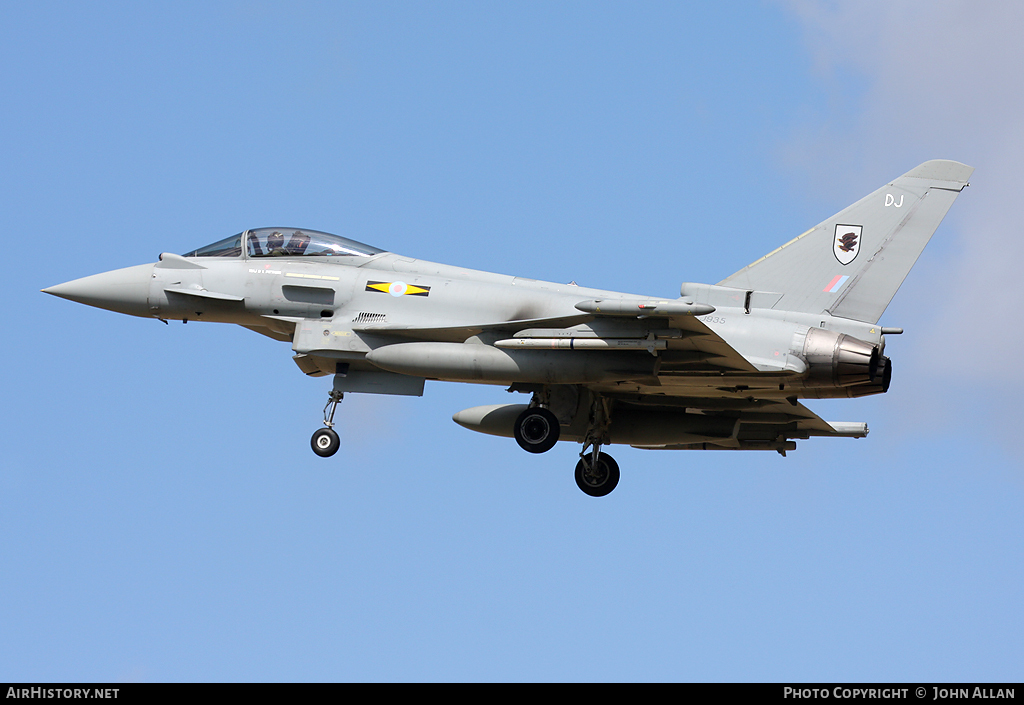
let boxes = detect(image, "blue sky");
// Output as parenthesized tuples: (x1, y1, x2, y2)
(2, 1, 1021, 681)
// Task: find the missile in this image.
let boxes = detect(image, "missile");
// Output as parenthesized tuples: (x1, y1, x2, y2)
(574, 299, 715, 317)
(494, 337, 667, 352)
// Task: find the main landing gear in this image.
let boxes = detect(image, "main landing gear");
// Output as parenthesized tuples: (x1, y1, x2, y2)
(575, 452, 619, 497)
(513, 406, 560, 454)
(514, 388, 620, 497)
(311, 390, 343, 457)
(574, 396, 618, 497)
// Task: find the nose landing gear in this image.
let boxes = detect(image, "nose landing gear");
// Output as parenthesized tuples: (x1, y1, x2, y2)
(311, 390, 343, 458)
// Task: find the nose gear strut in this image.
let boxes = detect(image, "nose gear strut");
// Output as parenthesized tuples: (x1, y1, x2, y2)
(323, 390, 343, 430)
(310, 390, 343, 458)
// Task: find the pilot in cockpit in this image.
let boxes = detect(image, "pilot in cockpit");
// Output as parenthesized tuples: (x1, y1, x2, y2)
(266, 231, 286, 256)
(286, 231, 310, 255)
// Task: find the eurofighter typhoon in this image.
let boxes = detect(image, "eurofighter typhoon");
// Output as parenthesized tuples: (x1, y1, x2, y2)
(44, 160, 972, 496)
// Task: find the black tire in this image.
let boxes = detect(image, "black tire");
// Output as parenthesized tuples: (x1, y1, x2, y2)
(311, 428, 340, 457)
(574, 452, 620, 497)
(514, 407, 560, 454)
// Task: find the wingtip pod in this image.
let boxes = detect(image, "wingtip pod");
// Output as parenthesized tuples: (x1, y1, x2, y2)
(901, 159, 974, 186)
(821, 422, 869, 438)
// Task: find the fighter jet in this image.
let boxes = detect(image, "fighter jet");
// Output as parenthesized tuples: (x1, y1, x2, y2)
(43, 160, 972, 496)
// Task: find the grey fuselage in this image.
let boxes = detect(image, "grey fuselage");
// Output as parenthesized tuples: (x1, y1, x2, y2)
(127, 247, 885, 404)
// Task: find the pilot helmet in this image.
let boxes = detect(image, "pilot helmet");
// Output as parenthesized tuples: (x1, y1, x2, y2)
(288, 230, 310, 254)
(266, 231, 285, 251)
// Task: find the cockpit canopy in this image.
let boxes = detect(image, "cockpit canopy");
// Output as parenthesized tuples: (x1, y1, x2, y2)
(182, 228, 385, 259)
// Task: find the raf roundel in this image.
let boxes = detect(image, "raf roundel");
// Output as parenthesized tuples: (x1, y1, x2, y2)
(365, 280, 431, 297)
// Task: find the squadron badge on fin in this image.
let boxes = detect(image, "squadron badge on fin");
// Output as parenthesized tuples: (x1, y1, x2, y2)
(833, 224, 863, 265)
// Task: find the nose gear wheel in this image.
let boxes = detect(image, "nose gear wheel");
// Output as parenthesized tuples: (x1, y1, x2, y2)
(311, 427, 340, 457)
(310, 390, 344, 458)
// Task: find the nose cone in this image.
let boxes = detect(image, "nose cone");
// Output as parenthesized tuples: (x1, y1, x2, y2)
(43, 263, 154, 318)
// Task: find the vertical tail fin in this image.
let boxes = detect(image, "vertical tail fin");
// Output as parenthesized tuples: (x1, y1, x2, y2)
(718, 160, 973, 324)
